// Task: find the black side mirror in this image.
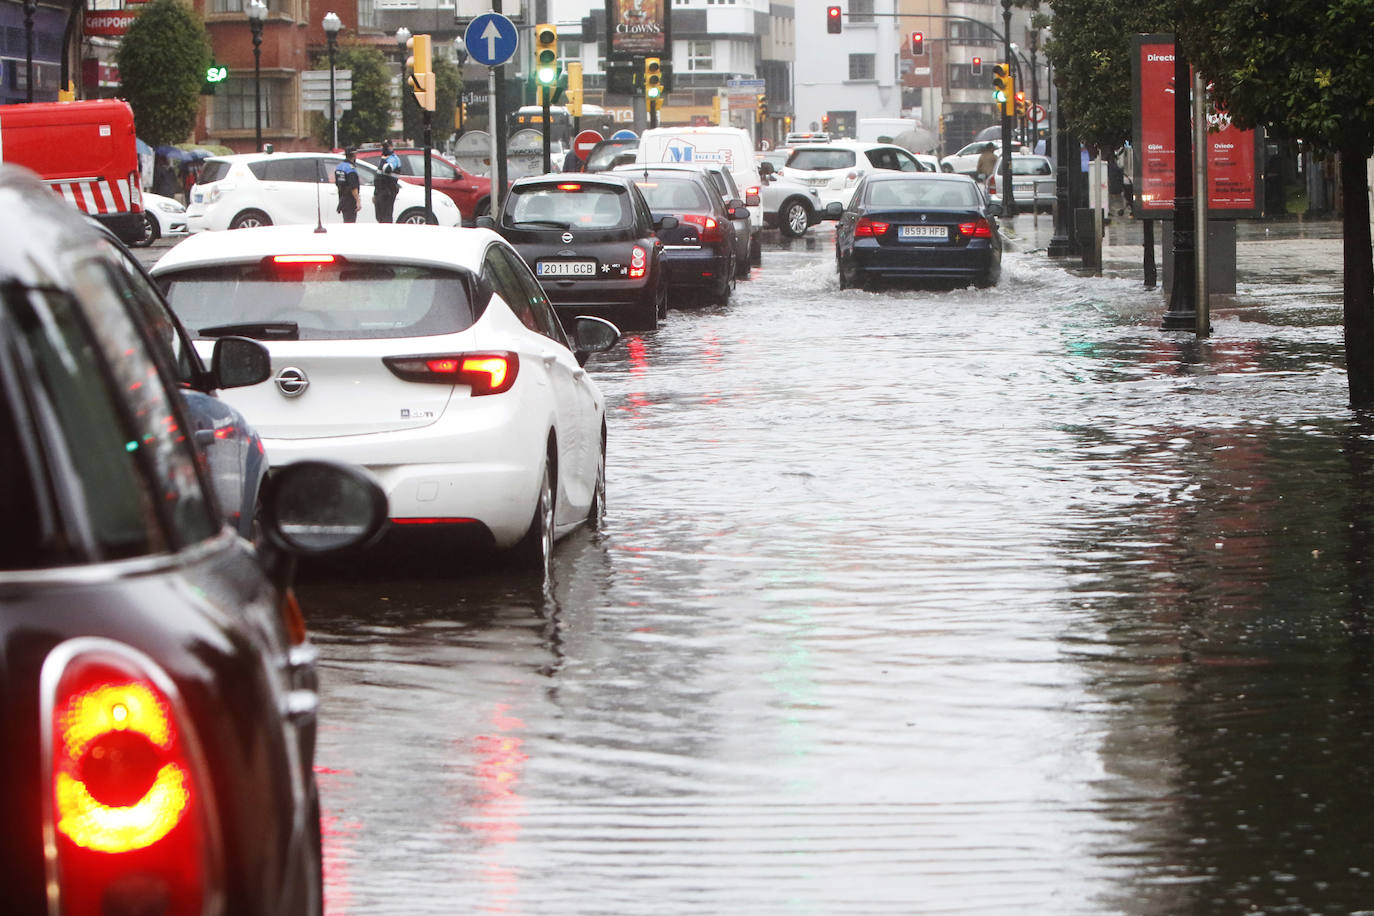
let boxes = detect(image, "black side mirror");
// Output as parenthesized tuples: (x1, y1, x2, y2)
(758, 162, 775, 178)
(211, 336, 272, 389)
(474, 215, 497, 230)
(987, 202, 1003, 217)
(823, 201, 845, 220)
(571, 315, 621, 366)
(655, 215, 678, 231)
(725, 199, 746, 219)
(259, 460, 389, 558)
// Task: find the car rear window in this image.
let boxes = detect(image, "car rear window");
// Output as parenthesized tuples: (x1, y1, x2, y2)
(786, 149, 856, 171)
(1010, 158, 1053, 176)
(197, 160, 231, 184)
(630, 177, 711, 211)
(865, 179, 980, 209)
(505, 183, 632, 229)
(158, 260, 480, 340)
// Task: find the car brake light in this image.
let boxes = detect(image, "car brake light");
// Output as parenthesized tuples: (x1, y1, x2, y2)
(45, 643, 216, 916)
(854, 217, 889, 237)
(556, 183, 582, 191)
(958, 219, 993, 238)
(272, 254, 338, 265)
(629, 245, 647, 279)
(745, 187, 761, 206)
(679, 212, 723, 243)
(383, 352, 519, 395)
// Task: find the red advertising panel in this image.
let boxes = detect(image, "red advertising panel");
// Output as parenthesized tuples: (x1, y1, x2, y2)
(604, 0, 669, 60)
(1131, 34, 1262, 218)
(84, 10, 138, 36)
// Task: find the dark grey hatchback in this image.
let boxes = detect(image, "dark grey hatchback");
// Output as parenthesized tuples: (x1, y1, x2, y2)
(481, 173, 674, 333)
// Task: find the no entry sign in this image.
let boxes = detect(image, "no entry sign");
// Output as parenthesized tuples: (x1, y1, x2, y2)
(572, 129, 604, 162)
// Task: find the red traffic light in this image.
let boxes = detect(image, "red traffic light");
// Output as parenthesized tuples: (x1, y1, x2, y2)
(911, 31, 924, 55)
(971, 56, 983, 75)
(826, 6, 841, 33)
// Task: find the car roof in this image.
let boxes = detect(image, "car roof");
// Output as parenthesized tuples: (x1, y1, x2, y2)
(150, 224, 504, 274)
(0, 164, 110, 287)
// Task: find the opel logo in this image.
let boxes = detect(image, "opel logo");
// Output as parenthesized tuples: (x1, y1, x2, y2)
(275, 366, 309, 398)
(561, 231, 574, 244)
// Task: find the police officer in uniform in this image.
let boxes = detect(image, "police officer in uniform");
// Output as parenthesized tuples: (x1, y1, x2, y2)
(374, 140, 402, 223)
(334, 147, 361, 223)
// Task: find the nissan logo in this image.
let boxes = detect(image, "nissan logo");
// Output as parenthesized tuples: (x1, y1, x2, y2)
(561, 231, 574, 244)
(275, 366, 309, 398)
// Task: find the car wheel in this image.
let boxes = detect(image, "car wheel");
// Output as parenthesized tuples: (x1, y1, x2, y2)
(136, 211, 159, 247)
(229, 209, 272, 230)
(749, 234, 762, 266)
(587, 427, 606, 530)
(513, 457, 554, 579)
(713, 257, 735, 305)
(397, 207, 437, 225)
(654, 280, 668, 320)
(734, 244, 751, 280)
(780, 199, 810, 238)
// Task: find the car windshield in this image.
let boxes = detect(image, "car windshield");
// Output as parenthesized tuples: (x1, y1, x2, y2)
(506, 184, 631, 229)
(158, 261, 479, 340)
(631, 177, 711, 212)
(786, 148, 857, 171)
(864, 179, 981, 209)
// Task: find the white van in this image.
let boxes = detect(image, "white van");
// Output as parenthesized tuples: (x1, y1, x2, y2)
(857, 117, 918, 144)
(636, 126, 763, 253)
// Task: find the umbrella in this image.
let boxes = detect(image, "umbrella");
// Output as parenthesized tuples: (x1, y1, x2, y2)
(155, 145, 197, 162)
(136, 138, 153, 157)
(892, 127, 938, 155)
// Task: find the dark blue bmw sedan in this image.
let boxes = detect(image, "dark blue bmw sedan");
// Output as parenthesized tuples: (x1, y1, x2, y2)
(834, 172, 1002, 290)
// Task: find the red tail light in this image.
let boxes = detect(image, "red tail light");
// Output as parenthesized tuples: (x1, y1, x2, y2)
(854, 217, 890, 237)
(44, 643, 217, 916)
(384, 351, 519, 395)
(745, 187, 761, 206)
(679, 212, 723, 242)
(629, 245, 647, 279)
(958, 218, 993, 238)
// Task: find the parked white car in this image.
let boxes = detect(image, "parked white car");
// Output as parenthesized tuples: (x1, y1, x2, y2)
(186, 152, 462, 231)
(779, 139, 935, 209)
(150, 224, 620, 574)
(941, 139, 1026, 177)
(133, 191, 189, 246)
(756, 161, 826, 236)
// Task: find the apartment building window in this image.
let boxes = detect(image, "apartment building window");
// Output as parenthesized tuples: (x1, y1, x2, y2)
(848, 53, 875, 80)
(213, 76, 283, 131)
(848, 0, 873, 23)
(688, 40, 712, 71)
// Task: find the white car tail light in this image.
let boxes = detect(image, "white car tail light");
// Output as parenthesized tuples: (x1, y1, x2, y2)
(42, 639, 221, 916)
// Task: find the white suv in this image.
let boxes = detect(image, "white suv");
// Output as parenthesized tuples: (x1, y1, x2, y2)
(187, 152, 462, 231)
(779, 139, 934, 209)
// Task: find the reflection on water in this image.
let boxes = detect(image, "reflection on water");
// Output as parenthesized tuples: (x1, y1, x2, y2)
(304, 224, 1374, 915)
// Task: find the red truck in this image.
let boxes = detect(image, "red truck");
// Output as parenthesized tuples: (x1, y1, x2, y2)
(0, 99, 145, 245)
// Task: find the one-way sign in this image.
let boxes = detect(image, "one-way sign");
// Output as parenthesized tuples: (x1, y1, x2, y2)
(464, 13, 517, 67)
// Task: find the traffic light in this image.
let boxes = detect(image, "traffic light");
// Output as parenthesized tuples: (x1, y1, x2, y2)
(756, 93, 768, 122)
(406, 34, 436, 111)
(535, 23, 558, 86)
(971, 56, 983, 76)
(644, 57, 662, 101)
(992, 62, 1014, 116)
(911, 31, 924, 56)
(1015, 91, 1028, 118)
(826, 5, 842, 33)
(566, 60, 584, 118)
(711, 94, 721, 125)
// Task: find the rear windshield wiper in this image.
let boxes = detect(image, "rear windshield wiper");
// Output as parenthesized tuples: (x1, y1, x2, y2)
(199, 321, 299, 340)
(514, 219, 568, 229)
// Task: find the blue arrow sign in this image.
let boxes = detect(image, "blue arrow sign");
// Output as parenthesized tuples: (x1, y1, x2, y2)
(464, 13, 518, 68)
(611, 129, 638, 141)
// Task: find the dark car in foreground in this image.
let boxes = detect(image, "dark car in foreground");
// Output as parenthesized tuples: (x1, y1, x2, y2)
(0, 163, 388, 916)
(834, 172, 1002, 290)
(482, 172, 672, 332)
(622, 168, 741, 306)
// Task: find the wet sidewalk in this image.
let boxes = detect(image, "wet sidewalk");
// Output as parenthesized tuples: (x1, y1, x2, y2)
(1006, 211, 1348, 308)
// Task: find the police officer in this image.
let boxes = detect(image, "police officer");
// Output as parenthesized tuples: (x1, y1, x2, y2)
(374, 140, 402, 223)
(334, 147, 361, 223)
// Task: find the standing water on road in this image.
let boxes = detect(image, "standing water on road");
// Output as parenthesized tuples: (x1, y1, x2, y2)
(303, 219, 1374, 915)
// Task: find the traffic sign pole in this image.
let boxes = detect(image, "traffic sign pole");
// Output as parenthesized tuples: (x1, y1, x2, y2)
(464, 11, 519, 211)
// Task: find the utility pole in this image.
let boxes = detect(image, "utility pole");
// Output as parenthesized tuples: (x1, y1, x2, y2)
(999, 0, 1016, 214)
(1161, 38, 1196, 329)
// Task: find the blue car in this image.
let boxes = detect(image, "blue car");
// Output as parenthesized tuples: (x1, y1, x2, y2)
(834, 172, 1002, 290)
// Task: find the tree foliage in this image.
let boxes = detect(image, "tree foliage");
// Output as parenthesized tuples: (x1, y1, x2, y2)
(312, 42, 393, 149)
(115, 0, 212, 147)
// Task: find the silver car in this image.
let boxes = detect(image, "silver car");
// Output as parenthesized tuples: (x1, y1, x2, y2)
(757, 161, 826, 237)
(985, 154, 1056, 213)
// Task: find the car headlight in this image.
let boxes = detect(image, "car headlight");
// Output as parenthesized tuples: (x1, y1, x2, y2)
(155, 200, 186, 214)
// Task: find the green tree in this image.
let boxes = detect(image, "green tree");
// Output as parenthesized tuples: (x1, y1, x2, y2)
(402, 54, 459, 147)
(311, 42, 392, 149)
(115, 0, 211, 147)
(1179, 0, 1374, 405)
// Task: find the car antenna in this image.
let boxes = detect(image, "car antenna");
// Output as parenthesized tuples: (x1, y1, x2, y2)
(314, 158, 327, 233)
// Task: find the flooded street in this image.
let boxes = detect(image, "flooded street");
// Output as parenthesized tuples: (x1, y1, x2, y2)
(299, 216, 1374, 915)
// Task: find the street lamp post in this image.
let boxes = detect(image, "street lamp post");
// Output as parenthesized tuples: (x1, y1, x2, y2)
(247, 0, 267, 152)
(23, 0, 36, 103)
(395, 28, 411, 143)
(323, 12, 342, 151)
(999, 0, 1016, 214)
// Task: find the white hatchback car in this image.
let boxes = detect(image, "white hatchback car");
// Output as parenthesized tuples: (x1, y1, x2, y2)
(186, 152, 462, 231)
(135, 191, 189, 245)
(780, 139, 935, 209)
(150, 224, 620, 573)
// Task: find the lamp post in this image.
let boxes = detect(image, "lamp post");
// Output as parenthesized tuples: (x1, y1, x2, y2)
(23, 0, 35, 102)
(323, 12, 342, 151)
(999, 0, 1016, 214)
(247, 0, 267, 152)
(395, 27, 411, 142)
